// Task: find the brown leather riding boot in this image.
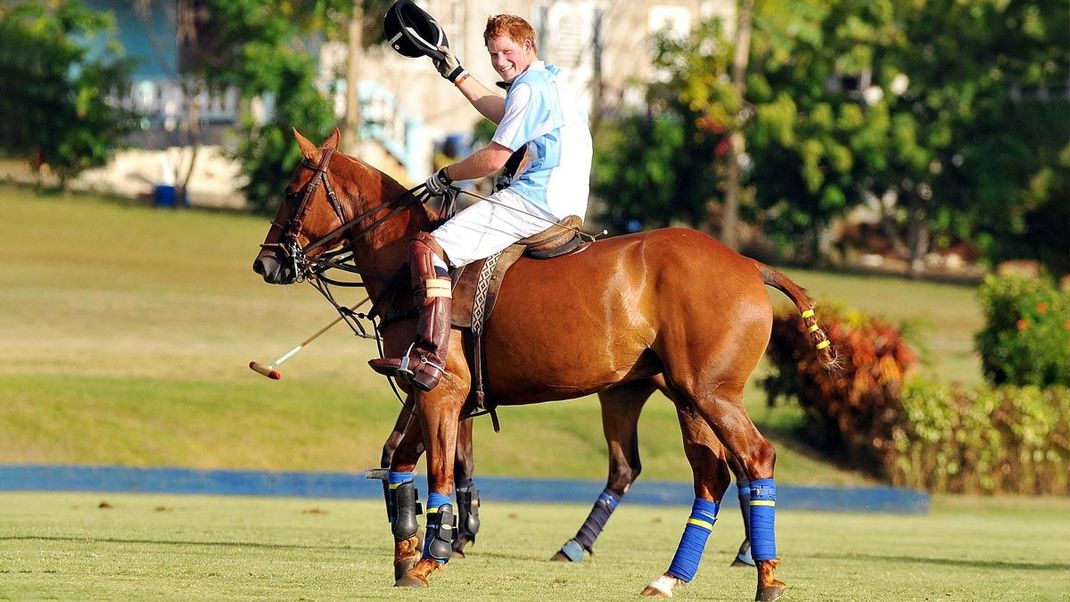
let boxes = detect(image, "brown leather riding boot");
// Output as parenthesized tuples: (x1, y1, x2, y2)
(369, 233, 452, 391)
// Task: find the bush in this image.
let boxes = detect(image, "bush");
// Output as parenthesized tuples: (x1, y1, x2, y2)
(0, 1, 136, 188)
(975, 274, 1070, 387)
(892, 381, 1069, 495)
(763, 306, 918, 471)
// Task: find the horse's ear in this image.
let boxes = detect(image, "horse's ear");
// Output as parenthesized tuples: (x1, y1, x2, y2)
(324, 127, 341, 150)
(292, 126, 319, 162)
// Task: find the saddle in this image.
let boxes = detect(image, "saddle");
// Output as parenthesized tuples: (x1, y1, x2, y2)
(451, 216, 589, 420)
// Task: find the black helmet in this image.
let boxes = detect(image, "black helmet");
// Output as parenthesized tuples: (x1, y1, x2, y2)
(384, 0, 449, 62)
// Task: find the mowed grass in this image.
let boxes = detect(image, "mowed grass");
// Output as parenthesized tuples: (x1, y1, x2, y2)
(1, 492, 1068, 601)
(0, 186, 982, 484)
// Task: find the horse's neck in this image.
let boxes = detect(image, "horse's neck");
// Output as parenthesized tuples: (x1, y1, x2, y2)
(336, 157, 429, 298)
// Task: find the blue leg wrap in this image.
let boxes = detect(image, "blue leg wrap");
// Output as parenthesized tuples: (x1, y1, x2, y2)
(388, 471, 414, 486)
(574, 488, 621, 551)
(666, 498, 719, 583)
(427, 491, 450, 510)
(750, 478, 777, 561)
(736, 480, 751, 531)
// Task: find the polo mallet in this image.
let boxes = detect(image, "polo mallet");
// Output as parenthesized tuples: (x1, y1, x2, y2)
(249, 298, 369, 380)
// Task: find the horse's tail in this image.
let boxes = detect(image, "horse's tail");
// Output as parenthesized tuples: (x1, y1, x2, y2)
(753, 260, 840, 371)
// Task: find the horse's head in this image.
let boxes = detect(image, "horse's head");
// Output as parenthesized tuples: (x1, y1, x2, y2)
(253, 127, 350, 284)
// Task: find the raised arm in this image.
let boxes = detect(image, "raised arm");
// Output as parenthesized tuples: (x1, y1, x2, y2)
(434, 47, 506, 124)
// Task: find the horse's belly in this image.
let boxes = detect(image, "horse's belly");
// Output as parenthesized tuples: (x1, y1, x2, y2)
(481, 251, 658, 402)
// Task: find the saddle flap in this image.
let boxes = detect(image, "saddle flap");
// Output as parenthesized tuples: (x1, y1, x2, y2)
(450, 245, 525, 329)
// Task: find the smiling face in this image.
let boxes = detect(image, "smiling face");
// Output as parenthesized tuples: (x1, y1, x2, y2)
(486, 34, 535, 83)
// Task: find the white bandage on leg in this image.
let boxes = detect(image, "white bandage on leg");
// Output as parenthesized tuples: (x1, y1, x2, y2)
(645, 574, 678, 597)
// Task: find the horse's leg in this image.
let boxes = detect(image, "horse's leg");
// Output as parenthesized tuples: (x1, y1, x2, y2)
(552, 379, 653, 562)
(383, 403, 425, 582)
(685, 384, 785, 602)
(727, 454, 756, 567)
(641, 403, 732, 598)
(452, 417, 480, 557)
(396, 383, 466, 588)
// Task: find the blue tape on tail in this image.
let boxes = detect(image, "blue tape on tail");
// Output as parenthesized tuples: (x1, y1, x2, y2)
(427, 491, 450, 510)
(388, 471, 414, 485)
(750, 478, 777, 561)
(666, 498, 719, 582)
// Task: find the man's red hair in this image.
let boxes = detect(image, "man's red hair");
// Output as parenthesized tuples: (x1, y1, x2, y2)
(483, 14, 537, 53)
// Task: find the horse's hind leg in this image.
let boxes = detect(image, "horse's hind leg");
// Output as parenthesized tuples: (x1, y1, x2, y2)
(727, 454, 756, 567)
(452, 417, 480, 557)
(552, 379, 654, 562)
(641, 403, 732, 598)
(689, 385, 786, 602)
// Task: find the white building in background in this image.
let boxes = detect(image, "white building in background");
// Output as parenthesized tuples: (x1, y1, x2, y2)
(77, 1, 733, 205)
(337, 0, 734, 183)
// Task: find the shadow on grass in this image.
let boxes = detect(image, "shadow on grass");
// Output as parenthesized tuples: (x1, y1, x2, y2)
(0, 535, 361, 552)
(810, 551, 1070, 572)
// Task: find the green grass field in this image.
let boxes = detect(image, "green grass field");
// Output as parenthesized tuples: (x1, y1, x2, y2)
(1, 492, 1068, 601)
(0, 185, 984, 485)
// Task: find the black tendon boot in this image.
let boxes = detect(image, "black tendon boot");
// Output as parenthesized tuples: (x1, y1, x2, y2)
(452, 487, 480, 556)
(369, 232, 452, 391)
(424, 504, 457, 563)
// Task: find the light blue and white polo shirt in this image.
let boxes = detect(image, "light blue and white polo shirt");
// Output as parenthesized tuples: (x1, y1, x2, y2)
(491, 61, 593, 220)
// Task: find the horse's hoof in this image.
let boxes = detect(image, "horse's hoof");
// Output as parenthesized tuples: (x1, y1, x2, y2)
(755, 582, 786, 601)
(394, 559, 442, 588)
(450, 548, 466, 559)
(392, 536, 421, 581)
(550, 551, 570, 562)
(756, 558, 785, 601)
(641, 574, 678, 598)
(731, 556, 755, 568)
(640, 585, 673, 598)
(394, 574, 429, 588)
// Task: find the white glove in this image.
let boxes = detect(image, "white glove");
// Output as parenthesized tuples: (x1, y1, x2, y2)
(425, 167, 452, 195)
(433, 46, 467, 83)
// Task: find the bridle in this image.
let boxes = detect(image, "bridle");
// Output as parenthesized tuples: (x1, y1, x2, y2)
(259, 147, 437, 284)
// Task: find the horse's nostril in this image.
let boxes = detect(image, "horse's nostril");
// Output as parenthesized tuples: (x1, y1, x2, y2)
(253, 259, 264, 275)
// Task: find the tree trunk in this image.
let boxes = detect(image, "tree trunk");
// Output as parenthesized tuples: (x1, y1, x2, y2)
(343, 1, 364, 155)
(177, 78, 202, 205)
(719, 0, 754, 250)
(906, 202, 930, 279)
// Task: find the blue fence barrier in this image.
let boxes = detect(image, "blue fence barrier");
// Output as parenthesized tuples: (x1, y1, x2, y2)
(0, 465, 929, 514)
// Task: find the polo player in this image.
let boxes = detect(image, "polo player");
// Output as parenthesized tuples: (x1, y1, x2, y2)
(369, 14, 594, 391)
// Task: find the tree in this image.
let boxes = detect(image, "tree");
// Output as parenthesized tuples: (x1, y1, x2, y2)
(0, 1, 136, 189)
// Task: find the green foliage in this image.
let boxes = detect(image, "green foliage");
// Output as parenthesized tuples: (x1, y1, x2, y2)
(0, 1, 137, 187)
(591, 113, 717, 231)
(638, 0, 1068, 270)
(894, 380, 1069, 494)
(590, 20, 726, 233)
(765, 298, 1069, 494)
(975, 275, 1070, 387)
(192, 0, 339, 213)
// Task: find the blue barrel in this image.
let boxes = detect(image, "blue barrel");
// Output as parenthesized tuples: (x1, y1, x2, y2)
(154, 184, 176, 208)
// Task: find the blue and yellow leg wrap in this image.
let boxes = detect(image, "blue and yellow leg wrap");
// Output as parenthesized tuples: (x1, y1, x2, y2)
(666, 498, 719, 583)
(749, 478, 777, 561)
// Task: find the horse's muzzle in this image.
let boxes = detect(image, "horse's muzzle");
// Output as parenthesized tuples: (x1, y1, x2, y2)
(252, 250, 296, 284)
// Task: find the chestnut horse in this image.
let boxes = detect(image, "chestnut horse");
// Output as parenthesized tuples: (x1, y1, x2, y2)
(253, 129, 835, 600)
